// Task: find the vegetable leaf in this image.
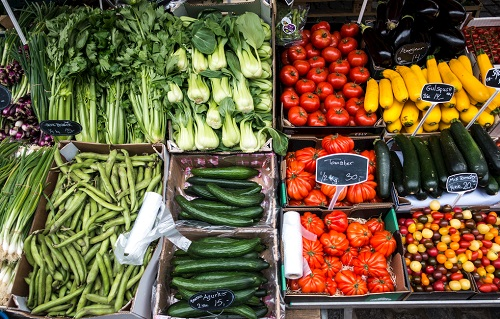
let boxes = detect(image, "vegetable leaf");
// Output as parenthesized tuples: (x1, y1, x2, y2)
(261, 127, 289, 156)
(235, 12, 265, 51)
(192, 27, 217, 55)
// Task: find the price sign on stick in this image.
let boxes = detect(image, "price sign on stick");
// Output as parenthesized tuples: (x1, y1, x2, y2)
(188, 289, 235, 311)
(446, 173, 478, 207)
(40, 120, 82, 136)
(316, 153, 369, 209)
(412, 83, 454, 136)
(0, 85, 11, 111)
(466, 68, 500, 129)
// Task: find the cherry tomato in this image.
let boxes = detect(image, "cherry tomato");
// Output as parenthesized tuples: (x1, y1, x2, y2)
(326, 107, 350, 126)
(298, 30, 311, 47)
(281, 89, 300, 110)
(321, 47, 342, 63)
(324, 93, 345, 110)
(308, 56, 326, 69)
(354, 108, 378, 126)
(279, 65, 300, 87)
(307, 110, 327, 126)
(347, 50, 368, 67)
(327, 72, 348, 90)
(311, 21, 331, 32)
(287, 106, 308, 126)
(345, 97, 364, 116)
(293, 60, 311, 76)
(288, 45, 307, 61)
(349, 66, 370, 84)
(340, 22, 360, 38)
(315, 82, 334, 101)
(311, 29, 332, 49)
(342, 82, 364, 99)
(299, 92, 321, 113)
(307, 67, 329, 84)
(295, 78, 317, 95)
(305, 43, 321, 59)
(338, 37, 358, 56)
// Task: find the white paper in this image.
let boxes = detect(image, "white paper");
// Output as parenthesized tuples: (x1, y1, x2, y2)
(282, 211, 303, 279)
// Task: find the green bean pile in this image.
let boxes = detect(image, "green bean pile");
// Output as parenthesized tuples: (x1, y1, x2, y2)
(23, 148, 163, 318)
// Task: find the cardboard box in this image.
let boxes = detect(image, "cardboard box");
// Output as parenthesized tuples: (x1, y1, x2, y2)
(8, 142, 168, 319)
(0, 15, 13, 29)
(281, 207, 410, 304)
(153, 228, 283, 319)
(166, 152, 279, 228)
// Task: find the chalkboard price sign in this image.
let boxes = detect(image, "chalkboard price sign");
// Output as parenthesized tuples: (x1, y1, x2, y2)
(420, 83, 454, 103)
(485, 68, 500, 89)
(0, 85, 11, 111)
(394, 43, 430, 65)
(188, 289, 235, 311)
(40, 120, 82, 136)
(446, 173, 478, 193)
(316, 154, 369, 186)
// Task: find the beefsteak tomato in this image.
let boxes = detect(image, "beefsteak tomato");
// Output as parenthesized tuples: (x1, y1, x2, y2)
(324, 210, 348, 232)
(300, 211, 326, 236)
(302, 238, 325, 269)
(304, 189, 328, 206)
(320, 184, 348, 201)
(321, 134, 355, 154)
(341, 246, 359, 266)
(365, 217, 385, 234)
(296, 147, 327, 173)
(346, 180, 378, 204)
(320, 230, 349, 256)
(325, 277, 337, 295)
(298, 268, 326, 293)
(335, 270, 368, 296)
(367, 276, 395, 293)
(321, 256, 343, 278)
(370, 230, 397, 257)
(360, 149, 376, 175)
(286, 161, 315, 200)
(346, 222, 372, 247)
(352, 251, 389, 277)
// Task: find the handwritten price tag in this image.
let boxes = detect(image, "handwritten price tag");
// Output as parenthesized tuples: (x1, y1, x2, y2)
(420, 83, 454, 103)
(188, 289, 235, 311)
(40, 120, 82, 136)
(316, 154, 368, 186)
(446, 173, 478, 193)
(394, 43, 430, 65)
(0, 85, 11, 111)
(485, 68, 500, 89)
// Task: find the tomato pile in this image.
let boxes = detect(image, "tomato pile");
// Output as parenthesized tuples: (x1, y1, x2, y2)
(285, 134, 383, 206)
(287, 211, 397, 295)
(462, 26, 500, 64)
(280, 21, 378, 127)
(399, 201, 500, 293)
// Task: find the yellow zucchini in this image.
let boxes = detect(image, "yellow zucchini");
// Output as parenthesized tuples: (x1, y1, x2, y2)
(478, 111, 495, 128)
(410, 64, 428, 88)
(459, 104, 479, 124)
(438, 61, 463, 92)
(404, 122, 424, 134)
(454, 89, 470, 112)
(440, 104, 460, 124)
(416, 99, 432, 111)
(382, 69, 409, 103)
(426, 55, 442, 83)
(423, 122, 439, 132)
(442, 95, 457, 108)
(422, 68, 428, 82)
(423, 105, 441, 126)
(439, 121, 451, 131)
(448, 58, 491, 103)
(383, 99, 404, 124)
(386, 119, 403, 133)
(457, 54, 473, 74)
(468, 92, 480, 106)
(379, 78, 394, 109)
(364, 78, 379, 113)
(400, 100, 420, 127)
(476, 49, 500, 108)
(396, 65, 422, 102)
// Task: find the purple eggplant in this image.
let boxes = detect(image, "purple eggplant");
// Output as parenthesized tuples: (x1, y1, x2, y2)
(389, 15, 414, 50)
(433, 0, 466, 27)
(386, 0, 406, 30)
(362, 25, 394, 68)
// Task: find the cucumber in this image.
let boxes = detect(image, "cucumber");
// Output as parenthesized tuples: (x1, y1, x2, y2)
(254, 289, 268, 297)
(187, 176, 260, 189)
(206, 183, 265, 207)
(390, 150, 407, 196)
(449, 121, 489, 179)
(394, 134, 420, 194)
(187, 238, 261, 258)
(185, 185, 218, 200)
(469, 123, 500, 175)
(484, 175, 499, 195)
(175, 195, 255, 227)
(193, 271, 267, 284)
(166, 300, 258, 319)
(176, 287, 258, 306)
(374, 140, 392, 199)
(439, 129, 468, 175)
(178, 211, 191, 220)
(233, 185, 263, 196)
(190, 200, 264, 219)
(197, 237, 241, 244)
(171, 275, 261, 291)
(173, 258, 270, 274)
(410, 137, 439, 193)
(427, 136, 449, 189)
(191, 166, 259, 180)
(190, 199, 239, 211)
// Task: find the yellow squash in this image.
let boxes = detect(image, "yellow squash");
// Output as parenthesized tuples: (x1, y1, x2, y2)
(382, 69, 409, 103)
(404, 122, 424, 134)
(423, 105, 441, 126)
(476, 49, 500, 109)
(459, 105, 479, 124)
(442, 95, 457, 108)
(364, 78, 379, 113)
(426, 55, 442, 83)
(416, 99, 432, 111)
(457, 54, 473, 74)
(448, 58, 491, 103)
(438, 61, 463, 92)
(454, 89, 470, 112)
(379, 78, 394, 109)
(422, 68, 428, 82)
(478, 111, 495, 128)
(383, 99, 404, 124)
(386, 119, 403, 133)
(423, 122, 439, 132)
(410, 64, 428, 88)
(439, 121, 451, 131)
(400, 100, 420, 127)
(396, 65, 422, 102)
(440, 104, 460, 124)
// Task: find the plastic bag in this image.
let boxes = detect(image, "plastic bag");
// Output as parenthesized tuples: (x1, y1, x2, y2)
(275, 2, 309, 47)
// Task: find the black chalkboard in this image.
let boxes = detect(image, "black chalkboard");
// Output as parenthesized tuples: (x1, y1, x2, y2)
(188, 289, 235, 311)
(40, 120, 82, 136)
(446, 173, 478, 193)
(0, 85, 11, 111)
(316, 154, 368, 186)
(485, 68, 500, 89)
(420, 83, 454, 103)
(394, 43, 430, 65)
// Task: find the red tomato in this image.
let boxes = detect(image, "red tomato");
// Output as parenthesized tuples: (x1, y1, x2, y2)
(324, 93, 345, 110)
(298, 29, 311, 47)
(327, 72, 348, 90)
(311, 29, 332, 49)
(349, 66, 370, 84)
(315, 82, 334, 101)
(338, 37, 358, 56)
(300, 92, 321, 113)
(329, 59, 350, 75)
(307, 67, 329, 84)
(354, 108, 378, 126)
(347, 50, 368, 67)
(288, 45, 307, 61)
(348, 116, 357, 126)
(326, 107, 350, 126)
(308, 56, 326, 69)
(340, 22, 360, 38)
(345, 97, 364, 116)
(281, 50, 290, 65)
(288, 106, 308, 126)
(321, 47, 342, 63)
(305, 43, 321, 59)
(331, 30, 341, 42)
(281, 89, 300, 110)
(311, 21, 331, 32)
(279, 65, 299, 87)
(295, 78, 316, 95)
(307, 110, 327, 126)
(292, 60, 310, 77)
(329, 36, 339, 48)
(342, 82, 364, 99)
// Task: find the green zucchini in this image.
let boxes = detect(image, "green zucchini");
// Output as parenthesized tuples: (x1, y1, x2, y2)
(206, 183, 265, 207)
(411, 137, 439, 193)
(427, 136, 449, 189)
(390, 150, 406, 196)
(191, 166, 259, 180)
(428, 188, 443, 199)
(469, 123, 500, 175)
(374, 140, 392, 199)
(414, 188, 428, 201)
(187, 238, 261, 258)
(394, 134, 420, 194)
(484, 175, 499, 195)
(173, 258, 270, 275)
(449, 121, 489, 179)
(185, 185, 217, 200)
(439, 129, 468, 175)
(190, 200, 264, 219)
(187, 176, 260, 189)
(175, 195, 255, 227)
(171, 275, 261, 291)
(479, 170, 490, 188)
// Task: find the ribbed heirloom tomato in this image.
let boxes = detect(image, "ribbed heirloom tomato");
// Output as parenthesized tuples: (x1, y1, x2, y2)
(365, 217, 385, 233)
(324, 210, 349, 232)
(286, 161, 315, 200)
(300, 211, 326, 236)
(370, 230, 397, 257)
(367, 276, 395, 293)
(335, 270, 368, 296)
(347, 222, 372, 247)
(295, 147, 327, 173)
(321, 256, 343, 278)
(304, 189, 328, 206)
(320, 230, 349, 256)
(352, 251, 389, 277)
(321, 134, 355, 154)
(302, 238, 324, 269)
(298, 269, 326, 293)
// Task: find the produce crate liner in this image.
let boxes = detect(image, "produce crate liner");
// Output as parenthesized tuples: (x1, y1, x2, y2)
(282, 211, 304, 279)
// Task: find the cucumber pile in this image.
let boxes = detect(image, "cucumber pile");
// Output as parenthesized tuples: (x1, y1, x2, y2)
(166, 237, 271, 319)
(392, 121, 500, 200)
(175, 166, 265, 226)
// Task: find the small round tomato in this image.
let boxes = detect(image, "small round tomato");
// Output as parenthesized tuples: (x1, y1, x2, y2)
(281, 50, 290, 65)
(279, 65, 300, 87)
(300, 92, 321, 113)
(307, 110, 327, 126)
(288, 106, 308, 126)
(329, 59, 350, 75)
(347, 50, 368, 67)
(331, 30, 341, 42)
(340, 22, 360, 38)
(293, 60, 311, 76)
(324, 93, 345, 110)
(298, 29, 311, 47)
(345, 97, 364, 116)
(354, 109, 378, 126)
(281, 89, 300, 110)
(295, 78, 317, 95)
(327, 72, 348, 90)
(308, 56, 326, 69)
(307, 67, 329, 84)
(311, 21, 331, 32)
(305, 43, 321, 59)
(326, 107, 350, 126)
(311, 29, 332, 49)
(349, 66, 370, 84)
(338, 37, 358, 56)
(315, 82, 334, 101)
(288, 45, 307, 62)
(342, 82, 364, 99)
(321, 47, 342, 63)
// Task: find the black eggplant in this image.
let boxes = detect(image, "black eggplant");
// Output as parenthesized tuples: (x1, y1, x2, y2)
(362, 25, 394, 68)
(433, 0, 466, 27)
(385, 0, 406, 30)
(412, 0, 440, 24)
(376, 1, 389, 37)
(389, 15, 414, 49)
(430, 25, 466, 59)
